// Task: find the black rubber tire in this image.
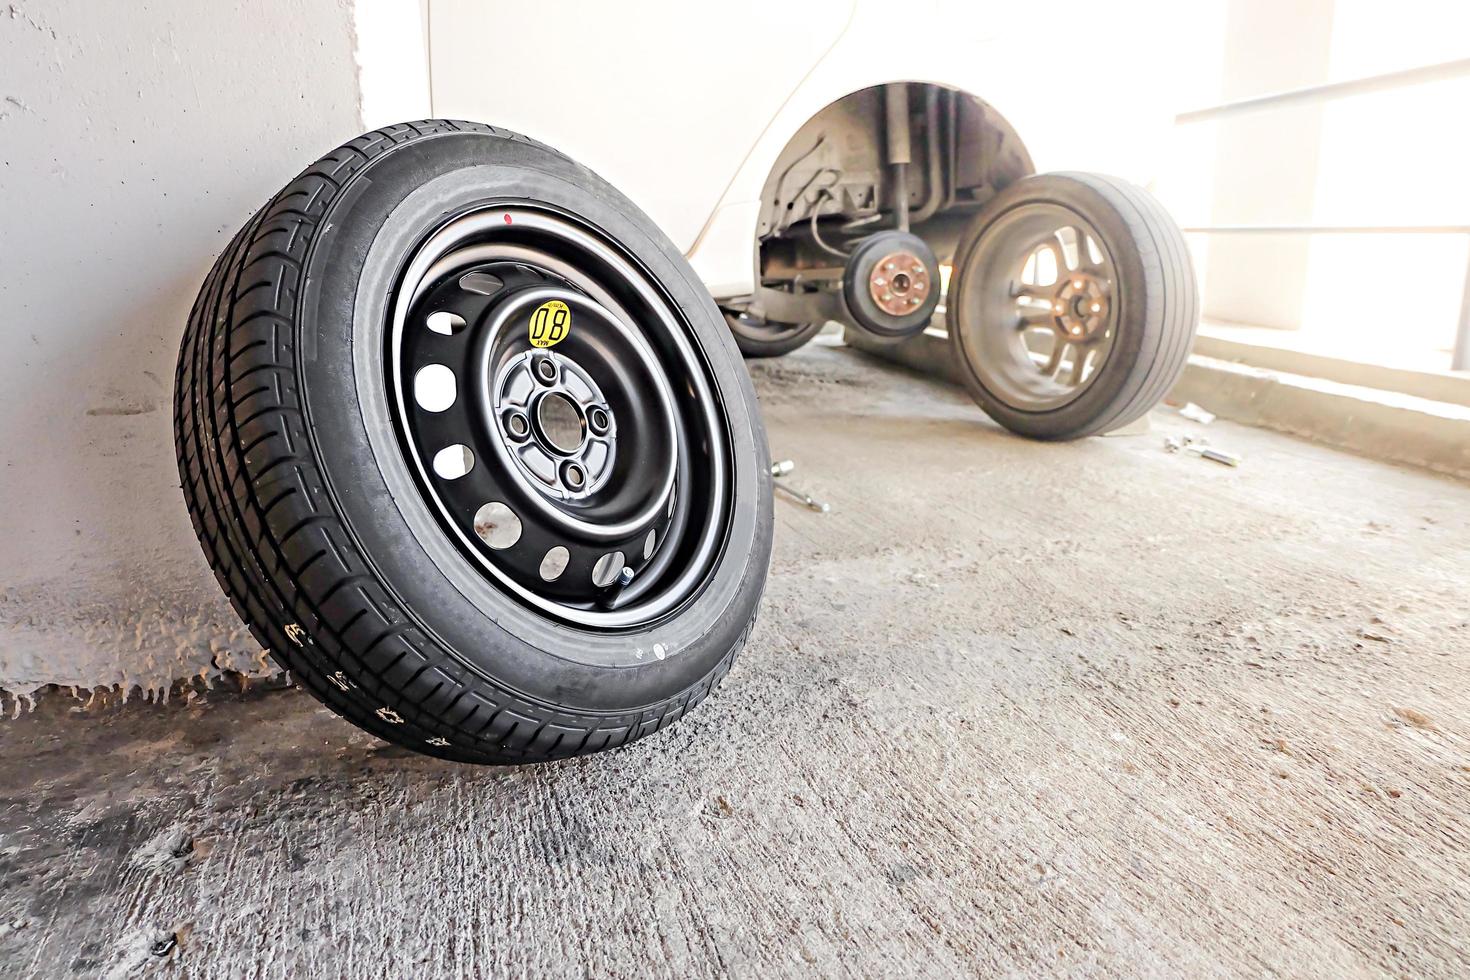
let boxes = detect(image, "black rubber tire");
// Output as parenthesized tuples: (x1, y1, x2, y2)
(174, 120, 773, 765)
(723, 311, 825, 358)
(947, 172, 1198, 440)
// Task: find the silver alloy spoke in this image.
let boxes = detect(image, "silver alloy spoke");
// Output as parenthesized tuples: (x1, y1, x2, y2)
(1068, 228, 1092, 270)
(1016, 305, 1054, 328)
(1069, 345, 1091, 385)
(1042, 337, 1068, 376)
(1010, 283, 1054, 303)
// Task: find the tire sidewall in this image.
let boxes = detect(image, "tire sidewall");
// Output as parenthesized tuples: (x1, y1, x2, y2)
(298, 131, 771, 712)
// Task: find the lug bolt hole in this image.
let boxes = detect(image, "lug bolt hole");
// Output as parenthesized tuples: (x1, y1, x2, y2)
(505, 411, 530, 440)
(587, 406, 611, 435)
(562, 461, 586, 490)
(533, 356, 558, 384)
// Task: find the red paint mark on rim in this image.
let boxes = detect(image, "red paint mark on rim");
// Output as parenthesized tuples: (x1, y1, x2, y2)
(503, 214, 512, 224)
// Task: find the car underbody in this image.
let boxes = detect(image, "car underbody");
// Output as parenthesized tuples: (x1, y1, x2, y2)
(731, 82, 1035, 336)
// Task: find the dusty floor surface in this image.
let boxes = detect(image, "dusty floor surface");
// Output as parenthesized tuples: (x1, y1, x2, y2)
(2, 340, 1468, 978)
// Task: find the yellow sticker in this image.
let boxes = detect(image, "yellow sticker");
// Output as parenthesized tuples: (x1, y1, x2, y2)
(529, 300, 572, 348)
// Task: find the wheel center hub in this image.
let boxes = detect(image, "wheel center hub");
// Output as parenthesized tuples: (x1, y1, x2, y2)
(536, 391, 585, 454)
(868, 250, 932, 316)
(492, 348, 616, 501)
(1051, 274, 1109, 338)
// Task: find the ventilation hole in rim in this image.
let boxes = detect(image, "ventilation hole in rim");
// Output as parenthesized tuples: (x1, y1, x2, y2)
(592, 551, 625, 588)
(473, 502, 521, 550)
(414, 364, 456, 412)
(539, 546, 570, 582)
(426, 311, 466, 336)
(1034, 245, 1058, 285)
(432, 444, 474, 480)
(458, 271, 503, 296)
(643, 528, 657, 560)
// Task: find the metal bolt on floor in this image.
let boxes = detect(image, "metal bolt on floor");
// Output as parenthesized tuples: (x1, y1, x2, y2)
(769, 459, 830, 513)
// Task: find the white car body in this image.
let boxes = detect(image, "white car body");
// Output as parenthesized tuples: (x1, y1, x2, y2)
(421, 0, 1182, 300)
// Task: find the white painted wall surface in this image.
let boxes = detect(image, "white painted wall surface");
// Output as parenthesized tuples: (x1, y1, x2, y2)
(428, 0, 853, 254)
(0, 0, 365, 697)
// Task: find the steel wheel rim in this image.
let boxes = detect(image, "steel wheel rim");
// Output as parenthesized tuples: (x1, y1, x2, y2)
(388, 205, 731, 629)
(956, 203, 1119, 411)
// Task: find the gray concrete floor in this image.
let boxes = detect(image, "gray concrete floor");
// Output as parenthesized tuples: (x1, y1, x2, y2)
(3, 340, 1469, 978)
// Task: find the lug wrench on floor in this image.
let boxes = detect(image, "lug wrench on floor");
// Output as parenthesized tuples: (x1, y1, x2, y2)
(770, 459, 830, 513)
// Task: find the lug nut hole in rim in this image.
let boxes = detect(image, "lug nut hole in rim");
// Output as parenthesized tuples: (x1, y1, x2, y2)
(587, 405, 610, 435)
(490, 345, 622, 501)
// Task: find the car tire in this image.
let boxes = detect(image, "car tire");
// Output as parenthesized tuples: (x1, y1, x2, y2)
(947, 172, 1198, 440)
(175, 120, 773, 765)
(723, 310, 826, 358)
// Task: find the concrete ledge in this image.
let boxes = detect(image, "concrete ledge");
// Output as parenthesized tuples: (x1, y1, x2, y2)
(1194, 326, 1470, 409)
(1172, 355, 1470, 479)
(846, 326, 1470, 480)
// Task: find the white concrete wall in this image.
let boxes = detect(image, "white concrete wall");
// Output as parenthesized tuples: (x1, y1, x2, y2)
(0, 0, 366, 698)
(1203, 0, 1335, 330)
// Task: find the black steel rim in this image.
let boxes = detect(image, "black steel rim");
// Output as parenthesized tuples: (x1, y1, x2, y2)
(387, 204, 732, 629)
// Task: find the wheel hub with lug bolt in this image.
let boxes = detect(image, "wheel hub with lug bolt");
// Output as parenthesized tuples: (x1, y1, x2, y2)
(1035, 272, 1110, 342)
(842, 230, 942, 338)
(869, 250, 932, 317)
